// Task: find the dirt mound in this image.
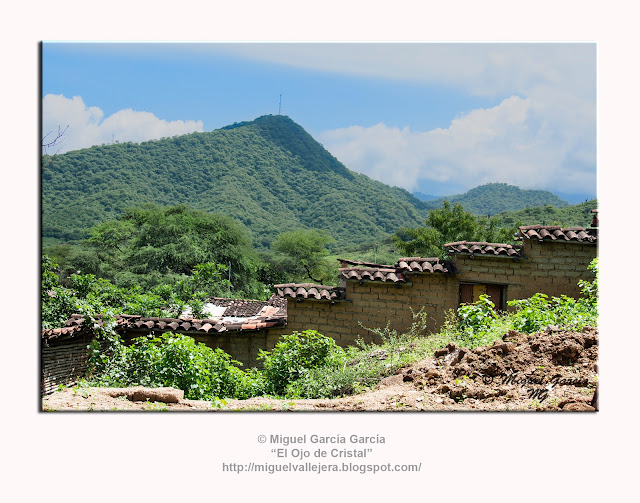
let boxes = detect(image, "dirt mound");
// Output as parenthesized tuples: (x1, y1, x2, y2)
(397, 326, 598, 411)
(42, 328, 598, 412)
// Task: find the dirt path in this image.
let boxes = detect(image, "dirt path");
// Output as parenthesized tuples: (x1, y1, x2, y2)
(42, 327, 598, 412)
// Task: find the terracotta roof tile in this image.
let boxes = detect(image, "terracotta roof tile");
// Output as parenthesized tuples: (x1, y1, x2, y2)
(42, 305, 287, 340)
(207, 295, 285, 317)
(338, 258, 394, 268)
(339, 267, 407, 283)
(274, 283, 346, 301)
(444, 241, 523, 257)
(517, 225, 597, 243)
(395, 257, 454, 274)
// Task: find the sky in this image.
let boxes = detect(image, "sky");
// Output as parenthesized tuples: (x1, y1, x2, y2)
(42, 42, 597, 202)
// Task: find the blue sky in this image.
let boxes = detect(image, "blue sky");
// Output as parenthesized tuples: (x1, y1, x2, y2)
(42, 42, 597, 201)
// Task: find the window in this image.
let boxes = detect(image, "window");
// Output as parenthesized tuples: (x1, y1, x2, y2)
(459, 282, 504, 310)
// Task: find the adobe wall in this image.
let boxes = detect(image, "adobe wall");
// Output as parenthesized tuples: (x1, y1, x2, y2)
(282, 240, 597, 346)
(192, 326, 289, 369)
(122, 326, 290, 369)
(284, 273, 459, 345)
(454, 241, 597, 304)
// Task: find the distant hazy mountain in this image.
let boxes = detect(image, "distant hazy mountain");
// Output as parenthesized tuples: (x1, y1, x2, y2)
(412, 191, 440, 202)
(552, 191, 597, 205)
(423, 183, 570, 215)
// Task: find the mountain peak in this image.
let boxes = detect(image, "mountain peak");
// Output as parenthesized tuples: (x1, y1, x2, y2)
(423, 182, 569, 215)
(42, 115, 426, 247)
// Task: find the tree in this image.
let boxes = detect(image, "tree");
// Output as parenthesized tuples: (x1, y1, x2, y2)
(393, 201, 518, 258)
(272, 229, 335, 284)
(87, 204, 262, 296)
(42, 125, 69, 155)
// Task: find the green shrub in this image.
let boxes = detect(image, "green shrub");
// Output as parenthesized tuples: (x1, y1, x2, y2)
(454, 294, 500, 345)
(88, 332, 262, 400)
(286, 312, 447, 399)
(508, 293, 597, 333)
(258, 330, 344, 396)
(508, 258, 598, 333)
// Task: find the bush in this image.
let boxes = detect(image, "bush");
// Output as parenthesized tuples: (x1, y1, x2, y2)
(508, 257, 598, 333)
(287, 312, 446, 399)
(508, 293, 597, 333)
(88, 332, 262, 400)
(258, 330, 344, 396)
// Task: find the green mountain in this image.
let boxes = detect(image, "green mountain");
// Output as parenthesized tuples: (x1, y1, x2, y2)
(424, 183, 570, 215)
(42, 115, 429, 249)
(490, 199, 598, 229)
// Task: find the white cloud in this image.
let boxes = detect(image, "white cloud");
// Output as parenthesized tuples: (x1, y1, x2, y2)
(213, 43, 595, 100)
(42, 94, 204, 153)
(319, 93, 596, 195)
(215, 43, 596, 196)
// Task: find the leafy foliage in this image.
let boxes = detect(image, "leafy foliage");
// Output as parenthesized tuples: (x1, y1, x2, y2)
(42, 115, 428, 250)
(85, 204, 261, 295)
(88, 332, 260, 400)
(490, 199, 598, 229)
(271, 229, 336, 284)
(287, 313, 434, 399)
(455, 295, 499, 342)
(508, 258, 598, 333)
(393, 201, 518, 258)
(258, 330, 344, 396)
(41, 254, 232, 328)
(424, 183, 570, 215)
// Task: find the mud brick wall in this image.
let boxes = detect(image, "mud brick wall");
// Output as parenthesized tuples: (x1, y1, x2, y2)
(121, 327, 290, 369)
(518, 241, 597, 300)
(283, 242, 597, 345)
(41, 335, 91, 395)
(192, 326, 289, 369)
(454, 241, 597, 305)
(284, 274, 459, 346)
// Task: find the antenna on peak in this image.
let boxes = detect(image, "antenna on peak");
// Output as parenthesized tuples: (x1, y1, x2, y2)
(278, 94, 282, 115)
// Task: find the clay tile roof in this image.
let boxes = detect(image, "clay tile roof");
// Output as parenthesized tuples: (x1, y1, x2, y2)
(207, 297, 277, 317)
(274, 283, 346, 301)
(517, 225, 597, 243)
(338, 267, 407, 283)
(41, 324, 88, 343)
(338, 258, 394, 268)
(395, 257, 454, 274)
(42, 305, 287, 340)
(444, 241, 523, 257)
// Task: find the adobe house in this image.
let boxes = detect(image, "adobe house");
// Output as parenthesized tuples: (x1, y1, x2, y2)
(41, 296, 289, 394)
(274, 213, 598, 346)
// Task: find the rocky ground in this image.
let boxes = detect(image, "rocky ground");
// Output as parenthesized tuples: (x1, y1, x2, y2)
(42, 327, 598, 412)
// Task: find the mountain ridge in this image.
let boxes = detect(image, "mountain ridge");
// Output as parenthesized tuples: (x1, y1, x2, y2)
(42, 115, 589, 251)
(421, 183, 570, 215)
(42, 115, 429, 249)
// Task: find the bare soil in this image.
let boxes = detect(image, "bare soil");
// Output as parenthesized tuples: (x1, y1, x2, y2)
(42, 327, 598, 412)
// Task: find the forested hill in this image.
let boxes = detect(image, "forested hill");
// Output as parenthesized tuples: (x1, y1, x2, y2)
(491, 199, 598, 229)
(423, 183, 570, 215)
(42, 115, 429, 248)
